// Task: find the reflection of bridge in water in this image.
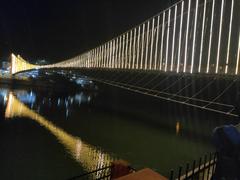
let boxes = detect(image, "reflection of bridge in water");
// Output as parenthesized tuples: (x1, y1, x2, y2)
(9, 0, 240, 116)
(5, 92, 113, 177)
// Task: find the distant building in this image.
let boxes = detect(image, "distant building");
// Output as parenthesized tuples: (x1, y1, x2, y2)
(0, 61, 10, 76)
(1, 61, 10, 70)
(35, 59, 48, 65)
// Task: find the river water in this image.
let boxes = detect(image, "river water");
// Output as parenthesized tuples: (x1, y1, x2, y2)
(0, 73, 238, 179)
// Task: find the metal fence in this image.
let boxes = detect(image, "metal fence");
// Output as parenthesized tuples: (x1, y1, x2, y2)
(169, 152, 218, 180)
(67, 165, 136, 180)
(67, 166, 112, 180)
(66, 153, 217, 180)
(43, 0, 240, 76)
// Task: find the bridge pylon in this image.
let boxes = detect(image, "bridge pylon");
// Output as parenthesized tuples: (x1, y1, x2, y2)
(10, 53, 39, 75)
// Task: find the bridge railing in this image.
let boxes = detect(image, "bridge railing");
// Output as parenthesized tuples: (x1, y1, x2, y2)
(43, 0, 240, 75)
(169, 152, 218, 180)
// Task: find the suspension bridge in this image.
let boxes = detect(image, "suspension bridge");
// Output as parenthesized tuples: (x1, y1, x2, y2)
(9, 0, 240, 117)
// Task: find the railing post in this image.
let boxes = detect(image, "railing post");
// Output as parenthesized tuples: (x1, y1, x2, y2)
(206, 153, 212, 180)
(169, 169, 174, 180)
(202, 154, 207, 180)
(185, 162, 189, 179)
(191, 160, 196, 179)
(178, 166, 182, 180)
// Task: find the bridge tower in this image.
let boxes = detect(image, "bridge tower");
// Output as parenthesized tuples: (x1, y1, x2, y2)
(10, 53, 39, 74)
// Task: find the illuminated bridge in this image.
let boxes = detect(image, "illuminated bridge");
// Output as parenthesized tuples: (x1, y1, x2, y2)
(10, 0, 240, 116)
(10, 54, 39, 74)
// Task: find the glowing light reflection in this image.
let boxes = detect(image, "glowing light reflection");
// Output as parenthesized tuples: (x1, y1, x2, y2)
(176, 122, 180, 135)
(5, 93, 113, 175)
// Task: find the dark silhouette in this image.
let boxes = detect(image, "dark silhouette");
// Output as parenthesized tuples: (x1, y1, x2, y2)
(212, 125, 240, 179)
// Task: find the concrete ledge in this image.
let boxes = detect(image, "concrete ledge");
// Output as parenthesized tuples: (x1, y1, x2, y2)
(115, 168, 168, 180)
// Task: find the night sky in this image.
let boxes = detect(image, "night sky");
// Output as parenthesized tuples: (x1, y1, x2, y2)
(0, 0, 176, 63)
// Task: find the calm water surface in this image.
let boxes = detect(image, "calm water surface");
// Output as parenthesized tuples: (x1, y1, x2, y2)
(0, 80, 238, 179)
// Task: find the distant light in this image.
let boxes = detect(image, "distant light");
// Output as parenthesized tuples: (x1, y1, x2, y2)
(176, 121, 180, 135)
